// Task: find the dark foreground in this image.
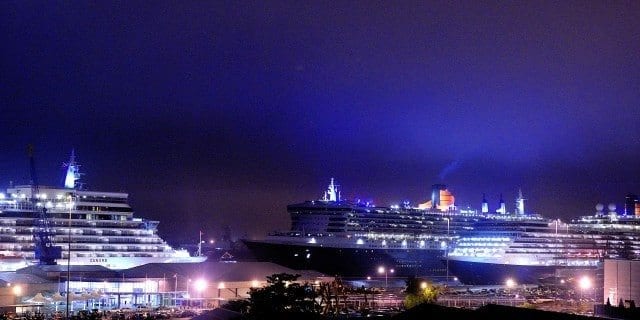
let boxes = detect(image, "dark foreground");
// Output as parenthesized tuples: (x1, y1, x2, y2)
(393, 303, 607, 320)
(190, 303, 610, 320)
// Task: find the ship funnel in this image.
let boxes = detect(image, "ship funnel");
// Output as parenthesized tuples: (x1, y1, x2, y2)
(431, 184, 446, 209)
(424, 184, 455, 211)
(419, 184, 455, 211)
(625, 194, 638, 216)
(497, 194, 506, 214)
(481, 193, 488, 213)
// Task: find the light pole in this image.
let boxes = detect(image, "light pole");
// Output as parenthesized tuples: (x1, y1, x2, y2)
(66, 196, 74, 319)
(194, 279, 207, 308)
(579, 275, 592, 302)
(186, 278, 192, 308)
(444, 217, 450, 283)
(12, 284, 22, 305)
(505, 278, 516, 305)
(505, 278, 516, 288)
(377, 266, 394, 289)
(173, 274, 178, 307)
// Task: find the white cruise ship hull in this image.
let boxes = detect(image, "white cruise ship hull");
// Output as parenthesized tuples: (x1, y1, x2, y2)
(0, 255, 208, 272)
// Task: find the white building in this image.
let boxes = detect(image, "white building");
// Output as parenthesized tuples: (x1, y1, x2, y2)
(603, 259, 640, 306)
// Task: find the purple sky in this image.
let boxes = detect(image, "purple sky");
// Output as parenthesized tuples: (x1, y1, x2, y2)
(1, 1, 639, 245)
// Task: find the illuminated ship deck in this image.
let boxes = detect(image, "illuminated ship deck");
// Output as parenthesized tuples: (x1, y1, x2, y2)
(0, 153, 205, 271)
(447, 204, 640, 285)
(242, 179, 527, 278)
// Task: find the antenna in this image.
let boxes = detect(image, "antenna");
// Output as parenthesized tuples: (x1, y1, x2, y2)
(63, 150, 83, 189)
(322, 178, 340, 202)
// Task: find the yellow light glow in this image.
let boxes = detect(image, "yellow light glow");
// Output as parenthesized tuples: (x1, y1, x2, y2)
(194, 279, 207, 292)
(505, 278, 516, 288)
(579, 276, 592, 290)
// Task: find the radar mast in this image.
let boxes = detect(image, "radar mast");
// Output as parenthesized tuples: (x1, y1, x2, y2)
(63, 150, 83, 189)
(322, 178, 341, 202)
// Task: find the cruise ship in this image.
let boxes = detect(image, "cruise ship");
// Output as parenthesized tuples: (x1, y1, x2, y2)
(243, 179, 508, 278)
(447, 201, 640, 285)
(0, 152, 206, 271)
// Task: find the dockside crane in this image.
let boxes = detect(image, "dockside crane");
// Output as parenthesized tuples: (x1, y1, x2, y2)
(28, 145, 63, 265)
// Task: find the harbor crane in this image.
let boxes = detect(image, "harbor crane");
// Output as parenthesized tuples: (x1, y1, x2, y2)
(28, 145, 62, 265)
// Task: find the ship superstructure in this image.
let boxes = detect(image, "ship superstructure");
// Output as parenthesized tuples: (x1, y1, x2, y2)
(569, 203, 640, 261)
(244, 178, 640, 284)
(447, 199, 640, 285)
(243, 179, 505, 278)
(0, 152, 206, 271)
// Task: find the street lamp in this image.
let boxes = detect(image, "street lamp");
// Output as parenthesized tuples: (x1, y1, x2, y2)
(194, 279, 207, 307)
(377, 266, 394, 289)
(194, 279, 207, 293)
(145, 279, 154, 306)
(12, 284, 22, 298)
(505, 278, 517, 305)
(173, 274, 178, 307)
(186, 278, 192, 307)
(579, 275, 592, 301)
(12, 284, 22, 310)
(443, 217, 450, 282)
(66, 196, 74, 319)
(444, 217, 450, 235)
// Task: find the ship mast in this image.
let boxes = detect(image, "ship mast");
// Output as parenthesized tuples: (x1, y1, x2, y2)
(197, 230, 203, 257)
(497, 194, 506, 214)
(63, 150, 83, 189)
(481, 193, 488, 213)
(322, 178, 340, 202)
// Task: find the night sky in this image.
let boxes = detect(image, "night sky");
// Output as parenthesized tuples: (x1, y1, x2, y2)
(1, 1, 639, 246)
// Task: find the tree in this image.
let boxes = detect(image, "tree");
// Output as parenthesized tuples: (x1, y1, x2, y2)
(245, 273, 322, 319)
(221, 299, 250, 314)
(403, 276, 441, 309)
(316, 277, 348, 315)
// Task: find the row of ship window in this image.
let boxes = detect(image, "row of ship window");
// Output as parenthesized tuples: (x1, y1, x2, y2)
(0, 202, 131, 212)
(0, 229, 154, 237)
(75, 253, 166, 257)
(69, 205, 133, 212)
(76, 196, 129, 203)
(0, 244, 167, 252)
(0, 235, 163, 242)
(1, 219, 149, 229)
